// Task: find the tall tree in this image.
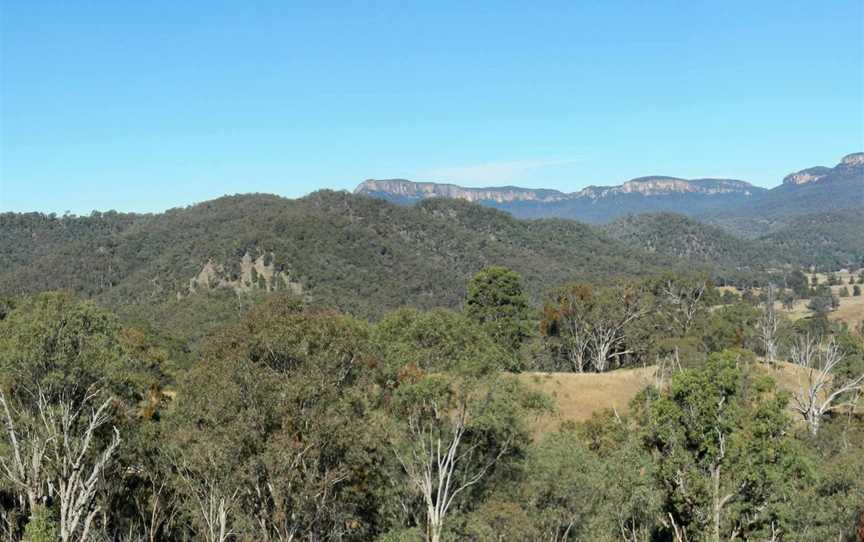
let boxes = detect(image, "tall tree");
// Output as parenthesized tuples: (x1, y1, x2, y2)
(465, 266, 532, 352)
(387, 374, 537, 542)
(646, 351, 804, 542)
(757, 283, 780, 365)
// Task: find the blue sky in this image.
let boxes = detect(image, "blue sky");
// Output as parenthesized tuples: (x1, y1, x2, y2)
(1, 0, 862, 214)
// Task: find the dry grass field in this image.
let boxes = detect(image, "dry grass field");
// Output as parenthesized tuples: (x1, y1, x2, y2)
(516, 367, 657, 434)
(791, 270, 864, 328)
(722, 269, 864, 328)
(517, 362, 861, 435)
(516, 270, 864, 436)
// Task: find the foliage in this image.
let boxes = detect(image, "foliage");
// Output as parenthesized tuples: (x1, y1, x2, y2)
(464, 266, 532, 352)
(645, 351, 808, 541)
(21, 506, 58, 542)
(371, 307, 517, 376)
(1, 255, 862, 540)
(0, 193, 678, 331)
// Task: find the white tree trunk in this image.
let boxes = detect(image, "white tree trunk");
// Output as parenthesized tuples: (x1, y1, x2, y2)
(790, 335, 864, 435)
(1, 387, 120, 542)
(757, 284, 779, 365)
(393, 400, 508, 542)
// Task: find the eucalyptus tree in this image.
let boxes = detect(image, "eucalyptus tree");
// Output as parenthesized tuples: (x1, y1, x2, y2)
(645, 351, 805, 542)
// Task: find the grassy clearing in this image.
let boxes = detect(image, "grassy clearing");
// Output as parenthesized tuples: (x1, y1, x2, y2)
(788, 270, 864, 328)
(517, 361, 860, 435)
(516, 367, 658, 434)
(723, 269, 864, 328)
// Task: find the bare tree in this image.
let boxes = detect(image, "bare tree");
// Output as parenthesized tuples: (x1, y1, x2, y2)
(659, 277, 707, 335)
(588, 288, 646, 372)
(132, 471, 179, 542)
(0, 387, 120, 542)
(757, 284, 779, 365)
(392, 395, 508, 542)
(176, 465, 238, 542)
(790, 335, 864, 435)
(558, 290, 593, 373)
(0, 389, 51, 515)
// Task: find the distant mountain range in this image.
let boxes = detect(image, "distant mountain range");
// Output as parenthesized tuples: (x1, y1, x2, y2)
(356, 152, 864, 234)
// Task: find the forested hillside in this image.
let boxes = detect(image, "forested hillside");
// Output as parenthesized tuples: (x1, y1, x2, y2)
(602, 213, 786, 267)
(0, 191, 675, 319)
(760, 208, 864, 269)
(2, 192, 860, 349)
(603, 211, 864, 273)
(702, 152, 864, 236)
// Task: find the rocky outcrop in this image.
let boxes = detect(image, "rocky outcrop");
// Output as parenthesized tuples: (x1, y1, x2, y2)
(578, 177, 758, 198)
(782, 167, 832, 185)
(189, 252, 302, 295)
(355, 152, 861, 224)
(840, 152, 864, 167)
(782, 152, 864, 186)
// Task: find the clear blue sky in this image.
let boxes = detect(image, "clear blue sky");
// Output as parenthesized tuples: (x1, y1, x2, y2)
(1, 0, 862, 214)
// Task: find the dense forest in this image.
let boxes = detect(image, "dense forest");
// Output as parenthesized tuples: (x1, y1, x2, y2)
(0, 192, 676, 316)
(2, 192, 862, 346)
(1, 262, 862, 541)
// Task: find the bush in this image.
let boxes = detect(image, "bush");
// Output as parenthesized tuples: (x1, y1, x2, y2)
(22, 506, 58, 542)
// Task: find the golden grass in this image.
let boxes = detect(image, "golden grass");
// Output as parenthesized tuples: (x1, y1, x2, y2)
(515, 366, 658, 434)
(728, 269, 864, 328)
(829, 292, 864, 328)
(773, 270, 864, 328)
(516, 361, 860, 436)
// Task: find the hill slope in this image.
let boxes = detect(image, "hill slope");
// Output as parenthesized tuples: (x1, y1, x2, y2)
(0, 191, 679, 320)
(759, 208, 864, 270)
(705, 153, 864, 236)
(602, 213, 787, 269)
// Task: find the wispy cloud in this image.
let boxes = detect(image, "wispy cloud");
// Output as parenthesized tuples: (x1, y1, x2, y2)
(422, 158, 580, 185)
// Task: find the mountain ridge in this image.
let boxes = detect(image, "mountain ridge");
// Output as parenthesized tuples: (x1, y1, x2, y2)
(356, 175, 762, 204)
(355, 152, 863, 227)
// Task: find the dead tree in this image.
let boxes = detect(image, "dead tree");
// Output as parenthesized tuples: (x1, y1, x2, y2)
(558, 291, 592, 373)
(0, 389, 50, 515)
(790, 335, 864, 435)
(588, 288, 646, 372)
(757, 284, 779, 365)
(46, 392, 121, 542)
(659, 277, 706, 335)
(0, 387, 120, 542)
(176, 465, 238, 542)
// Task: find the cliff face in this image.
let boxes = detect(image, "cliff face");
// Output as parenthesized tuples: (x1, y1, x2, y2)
(355, 176, 760, 205)
(578, 177, 759, 198)
(354, 152, 862, 226)
(782, 153, 864, 185)
(355, 179, 568, 203)
(782, 167, 832, 185)
(840, 152, 864, 167)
